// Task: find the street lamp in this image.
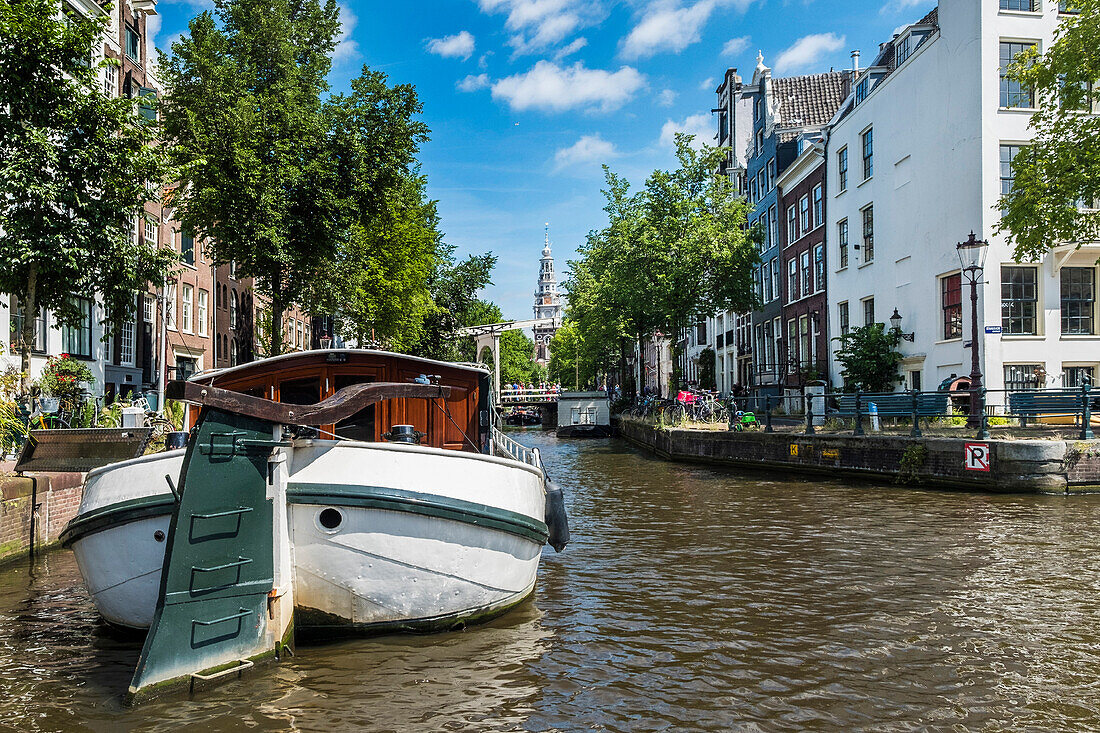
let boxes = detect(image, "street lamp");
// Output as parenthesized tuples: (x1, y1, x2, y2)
(957, 231, 989, 429)
(319, 331, 333, 350)
(888, 308, 915, 342)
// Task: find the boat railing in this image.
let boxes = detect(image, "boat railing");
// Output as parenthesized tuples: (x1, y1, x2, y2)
(490, 425, 543, 471)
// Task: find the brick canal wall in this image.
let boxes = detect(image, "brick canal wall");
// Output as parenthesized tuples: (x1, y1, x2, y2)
(618, 419, 1100, 494)
(0, 464, 84, 565)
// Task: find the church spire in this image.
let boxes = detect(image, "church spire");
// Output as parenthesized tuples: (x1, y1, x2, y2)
(533, 223, 562, 364)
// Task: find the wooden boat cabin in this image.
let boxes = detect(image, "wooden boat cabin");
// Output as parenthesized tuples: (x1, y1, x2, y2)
(186, 350, 490, 452)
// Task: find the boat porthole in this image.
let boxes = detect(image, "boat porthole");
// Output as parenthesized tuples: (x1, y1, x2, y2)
(318, 507, 343, 532)
(153, 530, 165, 542)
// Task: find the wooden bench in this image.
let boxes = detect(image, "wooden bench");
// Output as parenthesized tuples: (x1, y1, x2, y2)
(833, 392, 950, 418)
(1007, 390, 1099, 427)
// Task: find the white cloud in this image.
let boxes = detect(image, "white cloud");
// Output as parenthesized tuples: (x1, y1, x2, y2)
(620, 0, 751, 60)
(144, 12, 161, 60)
(657, 89, 677, 107)
(553, 134, 618, 172)
(427, 31, 476, 60)
(477, 0, 593, 55)
(491, 61, 646, 113)
(774, 32, 845, 74)
(722, 35, 750, 57)
(457, 73, 491, 92)
(553, 37, 588, 61)
(881, 0, 932, 14)
(699, 76, 715, 91)
(660, 113, 713, 149)
(333, 4, 360, 64)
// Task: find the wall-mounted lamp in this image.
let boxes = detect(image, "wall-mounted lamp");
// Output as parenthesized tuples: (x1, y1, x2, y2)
(889, 308, 916, 342)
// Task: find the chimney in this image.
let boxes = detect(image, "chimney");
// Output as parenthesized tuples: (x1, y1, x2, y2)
(851, 50, 860, 72)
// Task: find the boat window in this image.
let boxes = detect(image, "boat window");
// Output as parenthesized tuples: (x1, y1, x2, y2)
(242, 384, 268, 399)
(279, 376, 321, 405)
(333, 374, 375, 441)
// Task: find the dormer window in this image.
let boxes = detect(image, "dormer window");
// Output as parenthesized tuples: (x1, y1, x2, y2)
(855, 77, 869, 104)
(895, 36, 911, 66)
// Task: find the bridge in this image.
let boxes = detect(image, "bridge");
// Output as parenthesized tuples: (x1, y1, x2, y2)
(500, 388, 559, 406)
(456, 317, 562, 404)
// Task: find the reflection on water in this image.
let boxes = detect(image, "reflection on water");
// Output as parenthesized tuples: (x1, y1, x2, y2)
(3, 431, 1100, 730)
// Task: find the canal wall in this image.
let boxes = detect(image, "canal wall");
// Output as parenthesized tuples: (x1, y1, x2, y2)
(0, 464, 83, 565)
(619, 419, 1100, 494)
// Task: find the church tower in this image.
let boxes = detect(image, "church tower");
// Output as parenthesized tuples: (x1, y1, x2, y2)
(532, 224, 562, 364)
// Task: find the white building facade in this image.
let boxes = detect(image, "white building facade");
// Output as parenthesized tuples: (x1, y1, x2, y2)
(825, 0, 1098, 400)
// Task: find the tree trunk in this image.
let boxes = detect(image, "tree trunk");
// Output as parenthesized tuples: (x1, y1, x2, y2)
(19, 265, 38, 394)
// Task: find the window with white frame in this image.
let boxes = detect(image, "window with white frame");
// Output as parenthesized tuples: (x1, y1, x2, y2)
(1061, 266, 1096, 335)
(103, 63, 117, 96)
(762, 261, 772, 303)
(799, 195, 810, 233)
(144, 294, 155, 323)
(812, 185, 823, 228)
(1001, 265, 1038, 335)
(787, 258, 798, 303)
(181, 284, 193, 333)
(120, 307, 135, 365)
(767, 158, 776, 190)
(813, 245, 825, 292)
(1000, 41, 1037, 108)
(895, 35, 912, 66)
(838, 219, 849, 269)
(1005, 363, 1044, 391)
(197, 289, 209, 337)
(839, 301, 850, 336)
(787, 205, 797, 245)
(770, 257, 780, 301)
(787, 319, 798, 373)
(1063, 365, 1095, 388)
(863, 297, 875, 327)
(861, 128, 874, 179)
(800, 251, 812, 297)
(762, 210, 771, 250)
(763, 320, 775, 372)
(1000, 0, 1038, 12)
(799, 315, 811, 368)
(769, 204, 778, 247)
(166, 283, 177, 330)
(861, 205, 874, 263)
(837, 147, 848, 191)
(144, 216, 157, 244)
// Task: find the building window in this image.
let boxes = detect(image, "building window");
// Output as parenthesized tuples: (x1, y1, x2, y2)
(144, 295, 156, 323)
(1000, 41, 1036, 108)
(837, 148, 848, 192)
(197, 289, 209, 337)
(1005, 364, 1044, 391)
(230, 290, 239, 330)
(863, 297, 875, 327)
(787, 205, 797, 245)
(1001, 265, 1037, 335)
(296, 320, 304, 349)
(839, 302, 850, 336)
(767, 158, 776, 190)
(9, 297, 48, 353)
(787, 258, 798, 303)
(119, 308, 135, 365)
(144, 217, 158, 245)
(763, 321, 775, 372)
(1064, 365, 1095, 388)
(181, 284, 193, 333)
(1061, 267, 1095, 335)
(855, 77, 869, 105)
(861, 128, 873, 179)
(799, 315, 811, 368)
(787, 319, 798, 374)
(895, 35, 912, 66)
(103, 62, 117, 96)
(762, 210, 771, 250)
(1000, 144, 1023, 213)
(769, 204, 778, 248)
(1060, 1, 1080, 13)
(799, 195, 810, 233)
(125, 24, 141, 62)
(1000, 0, 1037, 10)
(941, 273, 963, 339)
(181, 231, 195, 266)
(838, 219, 849, 269)
(861, 205, 874, 263)
(165, 283, 177, 330)
(762, 261, 772, 303)
(770, 257, 780, 300)
(812, 184, 823, 228)
(62, 297, 92, 358)
(813, 244, 825, 292)
(800, 251, 812, 297)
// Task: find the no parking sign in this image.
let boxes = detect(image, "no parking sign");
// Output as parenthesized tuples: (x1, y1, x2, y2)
(965, 442, 991, 472)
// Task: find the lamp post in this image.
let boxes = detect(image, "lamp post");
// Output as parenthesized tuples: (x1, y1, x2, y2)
(957, 231, 989, 429)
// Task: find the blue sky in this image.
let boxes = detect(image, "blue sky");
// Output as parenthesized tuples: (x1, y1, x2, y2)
(151, 0, 936, 322)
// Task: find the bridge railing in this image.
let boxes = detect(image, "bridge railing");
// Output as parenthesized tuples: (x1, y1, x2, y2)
(499, 388, 559, 404)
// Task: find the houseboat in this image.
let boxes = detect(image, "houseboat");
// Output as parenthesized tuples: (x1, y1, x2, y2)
(61, 350, 568, 646)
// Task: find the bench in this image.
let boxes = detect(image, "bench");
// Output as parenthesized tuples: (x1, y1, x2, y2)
(1007, 390, 1100, 427)
(833, 392, 950, 418)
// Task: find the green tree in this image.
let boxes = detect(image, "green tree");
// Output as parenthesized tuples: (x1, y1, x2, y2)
(831, 324, 903, 392)
(996, 1, 1100, 259)
(160, 0, 344, 356)
(0, 0, 175, 390)
(411, 248, 497, 361)
(697, 346, 716, 391)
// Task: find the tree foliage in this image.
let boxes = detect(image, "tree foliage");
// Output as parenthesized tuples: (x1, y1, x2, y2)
(409, 247, 497, 361)
(831, 324, 903, 393)
(565, 135, 758, 395)
(996, 1, 1100, 259)
(0, 0, 175, 388)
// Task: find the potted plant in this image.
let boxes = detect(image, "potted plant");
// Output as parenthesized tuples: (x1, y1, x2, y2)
(39, 354, 94, 411)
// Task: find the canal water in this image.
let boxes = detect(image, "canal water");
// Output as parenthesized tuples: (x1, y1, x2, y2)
(3, 432, 1100, 731)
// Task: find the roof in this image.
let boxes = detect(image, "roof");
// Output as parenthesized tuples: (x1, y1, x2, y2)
(771, 71, 852, 129)
(190, 348, 490, 383)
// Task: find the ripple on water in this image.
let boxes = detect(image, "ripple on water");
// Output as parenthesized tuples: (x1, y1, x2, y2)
(2, 432, 1100, 730)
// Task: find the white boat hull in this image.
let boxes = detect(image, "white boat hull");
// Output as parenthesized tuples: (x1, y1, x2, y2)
(63, 440, 549, 632)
